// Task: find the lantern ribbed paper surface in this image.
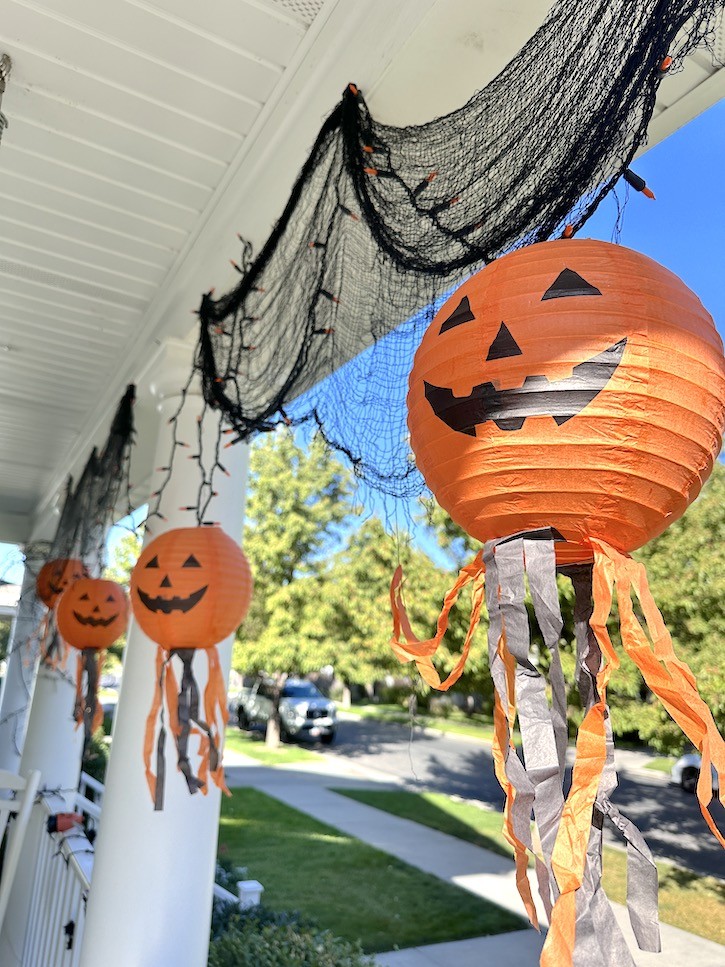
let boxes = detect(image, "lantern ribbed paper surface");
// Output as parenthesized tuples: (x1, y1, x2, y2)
(56, 578, 129, 651)
(408, 239, 725, 563)
(130, 526, 252, 649)
(36, 558, 87, 608)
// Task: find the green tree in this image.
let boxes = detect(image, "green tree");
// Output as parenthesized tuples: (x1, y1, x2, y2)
(630, 461, 725, 751)
(287, 518, 451, 701)
(103, 531, 142, 586)
(235, 430, 354, 743)
(102, 530, 142, 665)
(0, 618, 11, 662)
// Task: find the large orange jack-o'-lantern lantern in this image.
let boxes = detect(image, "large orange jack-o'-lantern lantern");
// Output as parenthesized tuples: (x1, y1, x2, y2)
(131, 526, 253, 810)
(408, 239, 725, 564)
(56, 578, 129, 748)
(392, 240, 725, 967)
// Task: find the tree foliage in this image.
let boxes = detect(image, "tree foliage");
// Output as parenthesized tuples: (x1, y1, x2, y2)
(103, 531, 142, 586)
(235, 430, 354, 676)
(0, 618, 11, 662)
(630, 461, 725, 750)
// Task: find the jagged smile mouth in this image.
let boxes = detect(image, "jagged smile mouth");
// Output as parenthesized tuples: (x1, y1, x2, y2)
(73, 611, 119, 627)
(424, 339, 627, 434)
(136, 586, 208, 614)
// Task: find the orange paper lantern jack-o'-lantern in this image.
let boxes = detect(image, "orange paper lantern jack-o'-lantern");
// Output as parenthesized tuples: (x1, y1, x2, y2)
(408, 239, 725, 563)
(130, 526, 253, 810)
(35, 558, 89, 670)
(392, 240, 725, 967)
(37, 558, 87, 608)
(56, 578, 129, 651)
(56, 578, 129, 744)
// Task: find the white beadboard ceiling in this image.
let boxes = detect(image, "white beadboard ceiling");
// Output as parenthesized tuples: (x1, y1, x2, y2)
(0, 0, 723, 544)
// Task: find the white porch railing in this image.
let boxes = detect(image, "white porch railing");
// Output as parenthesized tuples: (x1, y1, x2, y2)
(18, 773, 262, 965)
(22, 795, 92, 966)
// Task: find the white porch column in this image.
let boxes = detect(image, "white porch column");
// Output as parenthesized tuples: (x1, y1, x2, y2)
(0, 575, 87, 964)
(0, 542, 48, 773)
(79, 379, 248, 967)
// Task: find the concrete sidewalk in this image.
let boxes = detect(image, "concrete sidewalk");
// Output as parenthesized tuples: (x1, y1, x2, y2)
(222, 749, 723, 966)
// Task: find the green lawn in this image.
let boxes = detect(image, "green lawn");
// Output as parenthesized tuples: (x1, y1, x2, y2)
(344, 703, 504, 743)
(224, 728, 322, 766)
(335, 788, 511, 859)
(217, 788, 526, 954)
(645, 757, 676, 774)
(334, 789, 725, 946)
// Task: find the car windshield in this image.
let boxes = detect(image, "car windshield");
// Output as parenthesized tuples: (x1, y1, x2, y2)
(282, 682, 322, 699)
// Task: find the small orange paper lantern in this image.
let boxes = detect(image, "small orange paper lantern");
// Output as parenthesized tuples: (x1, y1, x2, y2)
(56, 578, 129, 651)
(131, 526, 252, 648)
(36, 558, 87, 608)
(408, 239, 725, 563)
(130, 526, 253, 809)
(56, 578, 128, 743)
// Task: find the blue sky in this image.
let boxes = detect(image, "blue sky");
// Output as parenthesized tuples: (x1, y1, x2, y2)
(584, 98, 725, 339)
(0, 98, 722, 584)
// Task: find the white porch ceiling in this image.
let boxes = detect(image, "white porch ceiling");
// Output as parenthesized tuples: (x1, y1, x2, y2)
(0, 0, 723, 544)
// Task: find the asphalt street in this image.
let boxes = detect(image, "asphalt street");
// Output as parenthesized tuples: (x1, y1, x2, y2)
(319, 716, 725, 880)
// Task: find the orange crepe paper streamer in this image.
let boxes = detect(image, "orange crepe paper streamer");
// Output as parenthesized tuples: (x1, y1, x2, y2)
(91, 653, 105, 735)
(205, 648, 231, 796)
(391, 551, 539, 926)
(593, 540, 725, 844)
(196, 723, 211, 794)
(143, 648, 166, 803)
(389, 550, 485, 690)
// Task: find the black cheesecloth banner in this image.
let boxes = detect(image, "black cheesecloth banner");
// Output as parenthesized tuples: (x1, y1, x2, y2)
(195, 0, 724, 502)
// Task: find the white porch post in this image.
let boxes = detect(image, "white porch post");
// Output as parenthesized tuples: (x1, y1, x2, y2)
(0, 578, 86, 964)
(0, 542, 48, 773)
(79, 377, 248, 967)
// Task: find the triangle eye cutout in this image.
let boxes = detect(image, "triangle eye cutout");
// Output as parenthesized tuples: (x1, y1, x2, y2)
(182, 554, 201, 568)
(439, 295, 476, 334)
(145, 555, 159, 569)
(486, 322, 522, 361)
(106, 595, 116, 602)
(80, 593, 90, 601)
(542, 268, 602, 300)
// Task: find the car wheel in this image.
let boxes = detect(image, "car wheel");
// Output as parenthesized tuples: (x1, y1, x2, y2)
(237, 707, 250, 731)
(681, 766, 699, 793)
(320, 730, 335, 746)
(279, 724, 292, 743)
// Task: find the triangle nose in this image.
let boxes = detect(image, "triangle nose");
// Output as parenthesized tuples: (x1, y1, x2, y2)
(92, 606, 100, 614)
(160, 575, 172, 588)
(486, 322, 522, 361)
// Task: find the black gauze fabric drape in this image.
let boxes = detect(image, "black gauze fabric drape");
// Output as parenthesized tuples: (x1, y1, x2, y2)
(197, 0, 723, 498)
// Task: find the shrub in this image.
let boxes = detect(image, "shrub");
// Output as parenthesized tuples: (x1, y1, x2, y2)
(81, 728, 109, 785)
(208, 919, 374, 967)
(210, 901, 306, 943)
